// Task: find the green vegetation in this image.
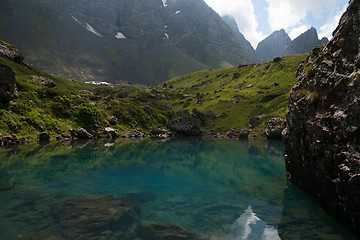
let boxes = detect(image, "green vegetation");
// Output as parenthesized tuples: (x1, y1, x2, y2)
(0, 55, 172, 140)
(155, 54, 306, 136)
(0, 39, 306, 141)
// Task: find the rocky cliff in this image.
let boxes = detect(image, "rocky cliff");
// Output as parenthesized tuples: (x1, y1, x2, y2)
(256, 29, 291, 62)
(287, 27, 329, 55)
(283, 0, 360, 236)
(256, 28, 328, 62)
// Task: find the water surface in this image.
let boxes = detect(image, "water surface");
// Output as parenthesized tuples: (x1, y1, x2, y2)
(0, 138, 356, 239)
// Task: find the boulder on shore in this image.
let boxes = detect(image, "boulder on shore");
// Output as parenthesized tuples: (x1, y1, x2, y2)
(265, 118, 285, 140)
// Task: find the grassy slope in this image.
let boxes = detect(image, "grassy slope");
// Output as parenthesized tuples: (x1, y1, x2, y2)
(0, 55, 172, 140)
(0, 38, 306, 140)
(155, 54, 306, 137)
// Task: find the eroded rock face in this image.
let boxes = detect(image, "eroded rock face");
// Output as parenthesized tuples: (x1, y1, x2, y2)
(283, 0, 360, 235)
(0, 63, 16, 106)
(0, 41, 25, 65)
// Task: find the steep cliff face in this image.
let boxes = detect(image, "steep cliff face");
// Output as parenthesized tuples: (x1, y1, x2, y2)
(256, 29, 291, 62)
(222, 15, 258, 63)
(287, 27, 329, 55)
(256, 28, 328, 62)
(283, 0, 360, 235)
(0, 0, 256, 86)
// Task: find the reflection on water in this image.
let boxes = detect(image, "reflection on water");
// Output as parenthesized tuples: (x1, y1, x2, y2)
(0, 138, 357, 240)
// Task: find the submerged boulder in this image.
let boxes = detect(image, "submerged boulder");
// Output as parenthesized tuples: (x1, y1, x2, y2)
(54, 196, 140, 239)
(138, 222, 198, 240)
(283, 0, 360, 236)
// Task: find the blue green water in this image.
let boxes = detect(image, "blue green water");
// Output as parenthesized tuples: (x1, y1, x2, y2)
(0, 138, 357, 240)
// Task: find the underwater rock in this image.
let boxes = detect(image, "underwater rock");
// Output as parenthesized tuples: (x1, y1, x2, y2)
(138, 222, 198, 240)
(30, 235, 66, 240)
(54, 196, 140, 239)
(123, 190, 156, 203)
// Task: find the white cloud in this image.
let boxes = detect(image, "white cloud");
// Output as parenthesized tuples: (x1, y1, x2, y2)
(204, 0, 265, 48)
(289, 25, 310, 39)
(319, 4, 347, 40)
(266, 0, 346, 33)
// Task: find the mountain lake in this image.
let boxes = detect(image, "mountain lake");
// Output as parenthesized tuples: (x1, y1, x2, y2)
(0, 138, 357, 240)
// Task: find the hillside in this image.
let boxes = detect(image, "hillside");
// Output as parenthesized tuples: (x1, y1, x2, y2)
(0, 0, 257, 86)
(155, 54, 306, 137)
(0, 41, 174, 141)
(0, 40, 306, 142)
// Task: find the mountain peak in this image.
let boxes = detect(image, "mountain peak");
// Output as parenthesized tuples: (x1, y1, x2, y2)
(255, 29, 291, 62)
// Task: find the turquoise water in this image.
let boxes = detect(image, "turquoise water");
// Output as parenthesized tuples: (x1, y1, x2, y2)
(0, 138, 357, 240)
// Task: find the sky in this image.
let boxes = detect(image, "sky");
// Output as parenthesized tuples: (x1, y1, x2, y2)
(203, 0, 349, 49)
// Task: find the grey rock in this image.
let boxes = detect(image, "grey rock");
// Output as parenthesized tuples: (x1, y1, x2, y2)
(283, 0, 360, 236)
(70, 128, 93, 139)
(265, 118, 286, 140)
(138, 222, 198, 240)
(239, 129, 250, 139)
(0, 63, 16, 106)
(39, 132, 51, 141)
(104, 127, 116, 138)
(108, 116, 118, 125)
(168, 116, 202, 136)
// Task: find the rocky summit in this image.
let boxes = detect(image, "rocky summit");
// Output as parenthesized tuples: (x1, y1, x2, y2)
(283, 0, 360, 236)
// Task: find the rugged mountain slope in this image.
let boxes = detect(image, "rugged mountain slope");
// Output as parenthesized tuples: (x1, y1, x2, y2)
(283, 0, 360, 236)
(256, 29, 291, 62)
(287, 27, 329, 54)
(222, 15, 259, 63)
(0, 41, 174, 140)
(256, 28, 328, 62)
(0, 0, 256, 86)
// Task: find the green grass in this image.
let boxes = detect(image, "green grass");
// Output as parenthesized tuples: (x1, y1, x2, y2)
(0, 38, 306, 140)
(154, 54, 306, 136)
(0, 55, 173, 141)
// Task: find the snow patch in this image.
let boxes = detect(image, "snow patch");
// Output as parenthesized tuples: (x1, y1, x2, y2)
(162, 0, 168, 7)
(85, 23, 102, 37)
(175, 11, 181, 15)
(85, 81, 111, 86)
(70, 14, 81, 25)
(115, 32, 126, 39)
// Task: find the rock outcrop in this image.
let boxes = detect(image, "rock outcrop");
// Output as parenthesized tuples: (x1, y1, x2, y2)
(265, 118, 285, 140)
(0, 63, 16, 106)
(0, 40, 26, 66)
(283, 0, 360, 236)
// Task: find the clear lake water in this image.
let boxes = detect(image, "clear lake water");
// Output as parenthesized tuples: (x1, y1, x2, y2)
(0, 138, 357, 240)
